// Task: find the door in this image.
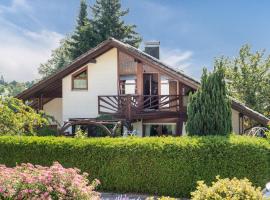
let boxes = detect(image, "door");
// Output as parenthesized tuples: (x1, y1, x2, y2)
(143, 73, 158, 109)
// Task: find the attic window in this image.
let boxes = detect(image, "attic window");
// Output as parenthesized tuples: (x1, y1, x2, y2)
(72, 68, 88, 90)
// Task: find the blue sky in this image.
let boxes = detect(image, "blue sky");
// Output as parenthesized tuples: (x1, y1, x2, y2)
(1, 0, 270, 81)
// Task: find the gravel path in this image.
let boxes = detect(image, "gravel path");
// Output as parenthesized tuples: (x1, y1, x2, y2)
(101, 192, 150, 200)
(100, 192, 187, 200)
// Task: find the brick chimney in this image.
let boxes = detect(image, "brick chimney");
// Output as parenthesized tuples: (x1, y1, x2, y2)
(144, 41, 160, 59)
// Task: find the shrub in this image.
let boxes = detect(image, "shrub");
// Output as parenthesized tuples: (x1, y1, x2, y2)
(36, 126, 58, 136)
(191, 176, 262, 200)
(0, 97, 48, 135)
(186, 65, 232, 136)
(0, 135, 269, 197)
(0, 162, 100, 200)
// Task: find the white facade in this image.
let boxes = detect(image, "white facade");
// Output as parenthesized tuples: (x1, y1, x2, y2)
(43, 98, 63, 125)
(62, 48, 118, 122)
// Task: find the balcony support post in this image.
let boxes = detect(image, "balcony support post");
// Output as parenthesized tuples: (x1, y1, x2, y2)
(127, 94, 132, 121)
(176, 119, 183, 136)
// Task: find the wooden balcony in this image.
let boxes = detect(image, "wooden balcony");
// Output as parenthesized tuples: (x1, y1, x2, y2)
(98, 95, 186, 120)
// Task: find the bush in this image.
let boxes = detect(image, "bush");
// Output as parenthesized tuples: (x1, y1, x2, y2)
(0, 135, 269, 197)
(186, 66, 232, 136)
(191, 176, 262, 200)
(0, 97, 48, 135)
(0, 162, 100, 200)
(36, 126, 58, 136)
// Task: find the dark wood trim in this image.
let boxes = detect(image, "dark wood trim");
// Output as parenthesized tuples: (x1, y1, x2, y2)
(17, 39, 198, 101)
(98, 95, 186, 121)
(136, 62, 143, 95)
(115, 44, 199, 89)
(38, 94, 44, 111)
(16, 41, 110, 100)
(176, 119, 183, 136)
(232, 100, 269, 126)
(71, 66, 88, 90)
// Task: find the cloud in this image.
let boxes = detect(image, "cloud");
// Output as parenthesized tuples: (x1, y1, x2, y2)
(0, 19, 63, 82)
(0, 0, 31, 13)
(0, 0, 63, 82)
(160, 48, 193, 72)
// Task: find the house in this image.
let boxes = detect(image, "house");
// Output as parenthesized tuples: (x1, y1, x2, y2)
(17, 38, 270, 136)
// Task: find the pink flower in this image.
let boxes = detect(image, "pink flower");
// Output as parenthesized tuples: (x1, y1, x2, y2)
(0, 162, 100, 199)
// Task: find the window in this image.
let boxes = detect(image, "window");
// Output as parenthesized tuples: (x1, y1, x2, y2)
(143, 124, 176, 136)
(119, 75, 137, 94)
(72, 68, 88, 90)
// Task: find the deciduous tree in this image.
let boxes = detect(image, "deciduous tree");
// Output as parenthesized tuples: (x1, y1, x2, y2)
(218, 44, 270, 117)
(0, 97, 48, 135)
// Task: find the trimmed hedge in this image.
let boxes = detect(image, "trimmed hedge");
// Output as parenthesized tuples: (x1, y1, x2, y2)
(0, 135, 269, 197)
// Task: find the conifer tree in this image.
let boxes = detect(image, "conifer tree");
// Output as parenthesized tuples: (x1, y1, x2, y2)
(91, 0, 142, 48)
(68, 0, 96, 60)
(39, 0, 142, 77)
(186, 62, 232, 136)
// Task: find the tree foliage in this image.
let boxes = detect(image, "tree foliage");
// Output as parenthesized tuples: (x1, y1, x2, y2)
(68, 0, 96, 60)
(39, 0, 142, 78)
(91, 0, 142, 48)
(186, 64, 232, 136)
(0, 76, 34, 96)
(38, 38, 72, 78)
(218, 44, 270, 117)
(0, 97, 48, 135)
(191, 176, 262, 200)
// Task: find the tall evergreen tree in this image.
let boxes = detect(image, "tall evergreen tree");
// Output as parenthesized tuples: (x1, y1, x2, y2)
(68, 0, 96, 60)
(186, 63, 232, 136)
(39, 0, 142, 78)
(91, 0, 142, 47)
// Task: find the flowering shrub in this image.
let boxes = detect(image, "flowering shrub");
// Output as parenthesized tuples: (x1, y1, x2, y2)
(191, 176, 262, 200)
(0, 162, 100, 200)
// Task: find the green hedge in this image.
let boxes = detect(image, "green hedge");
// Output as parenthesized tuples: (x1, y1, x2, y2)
(0, 135, 269, 197)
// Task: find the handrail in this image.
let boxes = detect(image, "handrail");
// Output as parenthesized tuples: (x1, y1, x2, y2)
(98, 95, 184, 120)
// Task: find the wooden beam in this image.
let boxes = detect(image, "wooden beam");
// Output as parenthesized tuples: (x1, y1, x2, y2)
(115, 44, 199, 89)
(179, 82, 184, 111)
(38, 94, 44, 111)
(136, 62, 143, 95)
(176, 119, 183, 136)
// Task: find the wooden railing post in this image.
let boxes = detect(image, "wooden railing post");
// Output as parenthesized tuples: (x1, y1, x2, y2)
(98, 96, 100, 114)
(127, 94, 132, 120)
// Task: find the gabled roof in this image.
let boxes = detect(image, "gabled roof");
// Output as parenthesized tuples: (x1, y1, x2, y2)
(17, 38, 199, 100)
(231, 98, 269, 125)
(16, 37, 270, 125)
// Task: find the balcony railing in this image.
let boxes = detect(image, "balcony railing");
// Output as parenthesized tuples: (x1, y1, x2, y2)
(98, 95, 184, 120)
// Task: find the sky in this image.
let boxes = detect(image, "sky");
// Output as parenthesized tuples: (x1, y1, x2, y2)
(1, 0, 270, 82)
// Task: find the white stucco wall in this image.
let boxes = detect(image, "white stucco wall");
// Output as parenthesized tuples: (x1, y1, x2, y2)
(43, 98, 63, 125)
(62, 48, 118, 121)
(232, 108, 240, 134)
